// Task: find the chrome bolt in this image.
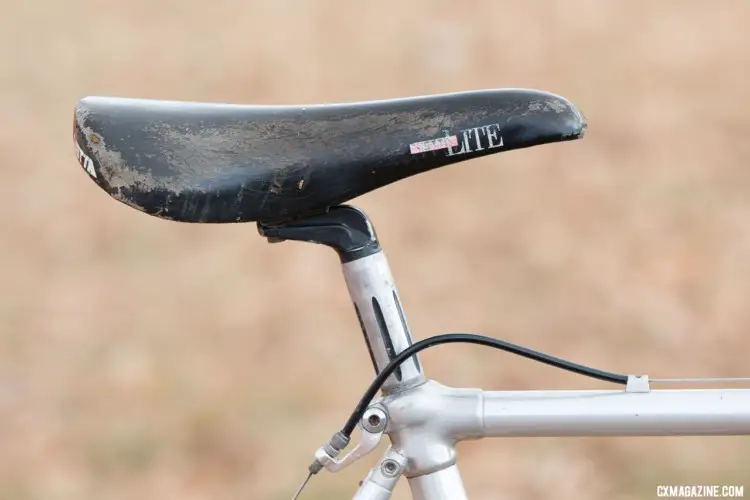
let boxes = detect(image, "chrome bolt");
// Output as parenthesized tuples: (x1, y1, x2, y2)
(361, 407, 387, 433)
(381, 459, 400, 477)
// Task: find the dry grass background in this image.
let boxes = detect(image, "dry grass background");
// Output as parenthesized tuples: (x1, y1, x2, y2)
(1, 1, 749, 499)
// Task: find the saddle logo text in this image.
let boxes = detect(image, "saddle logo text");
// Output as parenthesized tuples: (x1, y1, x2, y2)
(445, 122, 504, 157)
(75, 142, 97, 179)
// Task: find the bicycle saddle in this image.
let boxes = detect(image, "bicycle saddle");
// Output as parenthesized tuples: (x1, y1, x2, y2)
(73, 89, 586, 223)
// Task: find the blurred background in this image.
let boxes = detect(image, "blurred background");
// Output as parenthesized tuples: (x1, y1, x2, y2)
(1, 1, 749, 499)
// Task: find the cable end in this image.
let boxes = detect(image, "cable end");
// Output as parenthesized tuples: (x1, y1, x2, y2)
(292, 472, 313, 500)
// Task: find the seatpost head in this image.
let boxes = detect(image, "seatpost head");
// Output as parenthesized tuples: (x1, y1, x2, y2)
(256, 205, 381, 262)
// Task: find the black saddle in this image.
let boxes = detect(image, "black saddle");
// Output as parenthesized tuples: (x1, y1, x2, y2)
(73, 89, 586, 223)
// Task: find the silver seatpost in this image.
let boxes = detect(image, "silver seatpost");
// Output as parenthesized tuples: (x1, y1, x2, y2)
(258, 205, 424, 392)
(342, 251, 423, 391)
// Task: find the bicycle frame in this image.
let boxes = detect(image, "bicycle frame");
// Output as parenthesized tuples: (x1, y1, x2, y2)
(258, 206, 750, 500)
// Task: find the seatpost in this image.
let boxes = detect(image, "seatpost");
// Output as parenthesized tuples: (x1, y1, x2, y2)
(258, 205, 424, 392)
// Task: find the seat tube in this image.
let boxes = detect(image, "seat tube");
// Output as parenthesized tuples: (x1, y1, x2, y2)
(342, 249, 424, 391)
(407, 466, 469, 500)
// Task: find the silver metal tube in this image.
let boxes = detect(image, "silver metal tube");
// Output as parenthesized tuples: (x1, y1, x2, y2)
(352, 447, 408, 500)
(479, 388, 750, 437)
(342, 251, 423, 391)
(407, 465, 468, 500)
(353, 480, 395, 500)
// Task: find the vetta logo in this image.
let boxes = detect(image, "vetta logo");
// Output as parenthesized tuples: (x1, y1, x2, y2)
(74, 141, 97, 179)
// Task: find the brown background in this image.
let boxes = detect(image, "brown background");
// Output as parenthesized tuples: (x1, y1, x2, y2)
(1, 1, 749, 499)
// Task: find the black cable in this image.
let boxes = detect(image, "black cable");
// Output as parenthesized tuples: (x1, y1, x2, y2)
(341, 333, 629, 437)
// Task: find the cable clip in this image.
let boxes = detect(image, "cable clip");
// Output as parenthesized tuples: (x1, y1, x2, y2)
(626, 374, 651, 393)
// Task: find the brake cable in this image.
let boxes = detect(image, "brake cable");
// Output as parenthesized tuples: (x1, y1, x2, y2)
(341, 332, 628, 438)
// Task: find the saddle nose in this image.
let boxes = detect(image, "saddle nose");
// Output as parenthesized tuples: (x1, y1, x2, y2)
(442, 92, 587, 159)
